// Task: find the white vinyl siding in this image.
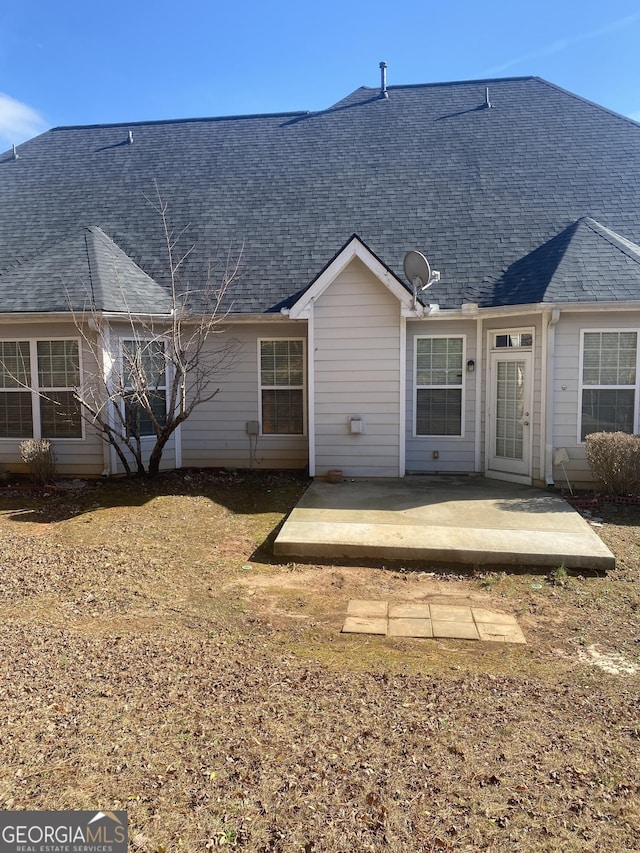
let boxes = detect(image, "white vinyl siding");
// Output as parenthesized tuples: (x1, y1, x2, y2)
(579, 330, 638, 441)
(415, 336, 464, 437)
(180, 323, 308, 470)
(405, 320, 476, 474)
(551, 313, 640, 488)
(313, 257, 401, 477)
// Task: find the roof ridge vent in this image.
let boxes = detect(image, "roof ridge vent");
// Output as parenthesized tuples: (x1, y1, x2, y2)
(379, 61, 389, 99)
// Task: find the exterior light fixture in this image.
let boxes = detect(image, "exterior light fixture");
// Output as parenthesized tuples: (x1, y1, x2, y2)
(467, 359, 475, 373)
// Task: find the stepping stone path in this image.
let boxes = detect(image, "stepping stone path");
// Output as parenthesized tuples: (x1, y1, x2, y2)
(342, 599, 526, 644)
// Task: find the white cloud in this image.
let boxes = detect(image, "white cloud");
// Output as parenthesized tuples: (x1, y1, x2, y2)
(485, 13, 640, 75)
(0, 93, 48, 151)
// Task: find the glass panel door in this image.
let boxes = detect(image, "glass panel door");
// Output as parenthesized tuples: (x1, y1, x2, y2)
(488, 351, 532, 478)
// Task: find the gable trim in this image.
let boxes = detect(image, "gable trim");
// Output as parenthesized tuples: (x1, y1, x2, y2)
(288, 235, 420, 320)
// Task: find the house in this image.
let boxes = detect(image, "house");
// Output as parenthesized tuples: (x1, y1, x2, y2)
(1, 74, 640, 487)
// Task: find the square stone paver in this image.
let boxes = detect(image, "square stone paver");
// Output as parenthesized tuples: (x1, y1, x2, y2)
(343, 599, 524, 643)
(388, 617, 433, 638)
(342, 616, 388, 635)
(476, 623, 527, 644)
(388, 602, 431, 619)
(346, 599, 389, 618)
(471, 608, 519, 625)
(430, 604, 475, 623)
(431, 620, 480, 640)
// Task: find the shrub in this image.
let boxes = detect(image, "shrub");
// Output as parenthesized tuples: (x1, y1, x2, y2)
(19, 438, 56, 484)
(584, 432, 640, 496)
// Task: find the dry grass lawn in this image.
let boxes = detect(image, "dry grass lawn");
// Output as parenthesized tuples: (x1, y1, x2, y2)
(0, 470, 639, 852)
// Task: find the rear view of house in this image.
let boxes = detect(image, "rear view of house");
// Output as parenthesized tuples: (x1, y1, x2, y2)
(1, 73, 639, 487)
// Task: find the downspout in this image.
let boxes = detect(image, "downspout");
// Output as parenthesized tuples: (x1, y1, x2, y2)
(307, 301, 316, 477)
(543, 308, 561, 485)
(399, 312, 407, 477)
(474, 315, 483, 472)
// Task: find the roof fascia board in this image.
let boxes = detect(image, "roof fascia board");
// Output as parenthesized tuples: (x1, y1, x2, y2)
(289, 237, 413, 320)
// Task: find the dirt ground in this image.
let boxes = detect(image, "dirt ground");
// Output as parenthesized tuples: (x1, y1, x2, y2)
(0, 470, 639, 852)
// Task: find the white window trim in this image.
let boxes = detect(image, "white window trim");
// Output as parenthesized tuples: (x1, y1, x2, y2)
(577, 328, 640, 444)
(118, 336, 170, 439)
(413, 334, 466, 439)
(257, 337, 307, 437)
(0, 336, 85, 441)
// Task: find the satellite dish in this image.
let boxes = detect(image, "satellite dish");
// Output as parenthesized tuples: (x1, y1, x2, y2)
(404, 250, 434, 290)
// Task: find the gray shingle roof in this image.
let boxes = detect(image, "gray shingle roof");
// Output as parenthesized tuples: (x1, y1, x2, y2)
(480, 217, 640, 306)
(0, 76, 639, 314)
(0, 226, 170, 313)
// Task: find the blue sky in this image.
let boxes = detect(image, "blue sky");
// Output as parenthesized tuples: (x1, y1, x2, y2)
(1, 0, 639, 149)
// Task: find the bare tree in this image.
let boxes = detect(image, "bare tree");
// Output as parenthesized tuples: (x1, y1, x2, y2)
(0, 186, 241, 477)
(73, 186, 242, 477)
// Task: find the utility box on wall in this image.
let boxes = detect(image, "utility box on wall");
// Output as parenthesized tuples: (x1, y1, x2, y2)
(349, 417, 363, 434)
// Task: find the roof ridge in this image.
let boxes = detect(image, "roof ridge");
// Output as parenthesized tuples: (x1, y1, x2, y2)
(51, 110, 311, 132)
(582, 217, 640, 265)
(359, 75, 536, 93)
(534, 79, 640, 129)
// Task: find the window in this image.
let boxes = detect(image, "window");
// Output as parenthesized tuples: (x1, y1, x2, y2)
(122, 339, 167, 438)
(494, 332, 533, 349)
(259, 339, 304, 434)
(415, 336, 464, 436)
(0, 339, 81, 439)
(580, 330, 638, 441)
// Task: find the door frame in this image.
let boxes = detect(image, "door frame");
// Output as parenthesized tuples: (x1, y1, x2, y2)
(484, 329, 534, 485)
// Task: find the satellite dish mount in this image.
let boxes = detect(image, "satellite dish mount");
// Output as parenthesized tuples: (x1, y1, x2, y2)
(403, 250, 441, 309)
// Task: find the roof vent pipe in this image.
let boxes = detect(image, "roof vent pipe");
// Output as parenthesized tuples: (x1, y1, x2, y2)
(485, 86, 492, 108)
(127, 130, 133, 144)
(11, 144, 18, 160)
(379, 61, 388, 99)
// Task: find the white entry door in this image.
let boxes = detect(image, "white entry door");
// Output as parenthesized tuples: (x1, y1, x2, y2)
(488, 351, 532, 479)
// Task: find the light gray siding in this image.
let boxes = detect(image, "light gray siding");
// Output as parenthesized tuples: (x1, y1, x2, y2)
(405, 319, 477, 473)
(313, 258, 402, 477)
(181, 322, 308, 470)
(551, 311, 640, 488)
(0, 321, 105, 476)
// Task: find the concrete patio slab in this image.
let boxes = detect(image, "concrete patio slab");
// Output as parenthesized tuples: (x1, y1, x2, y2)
(274, 476, 614, 570)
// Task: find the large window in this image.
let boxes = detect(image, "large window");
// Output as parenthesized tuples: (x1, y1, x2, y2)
(259, 339, 304, 435)
(415, 336, 464, 436)
(580, 330, 638, 441)
(122, 339, 167, 438)
(0, 339, 81, 439)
